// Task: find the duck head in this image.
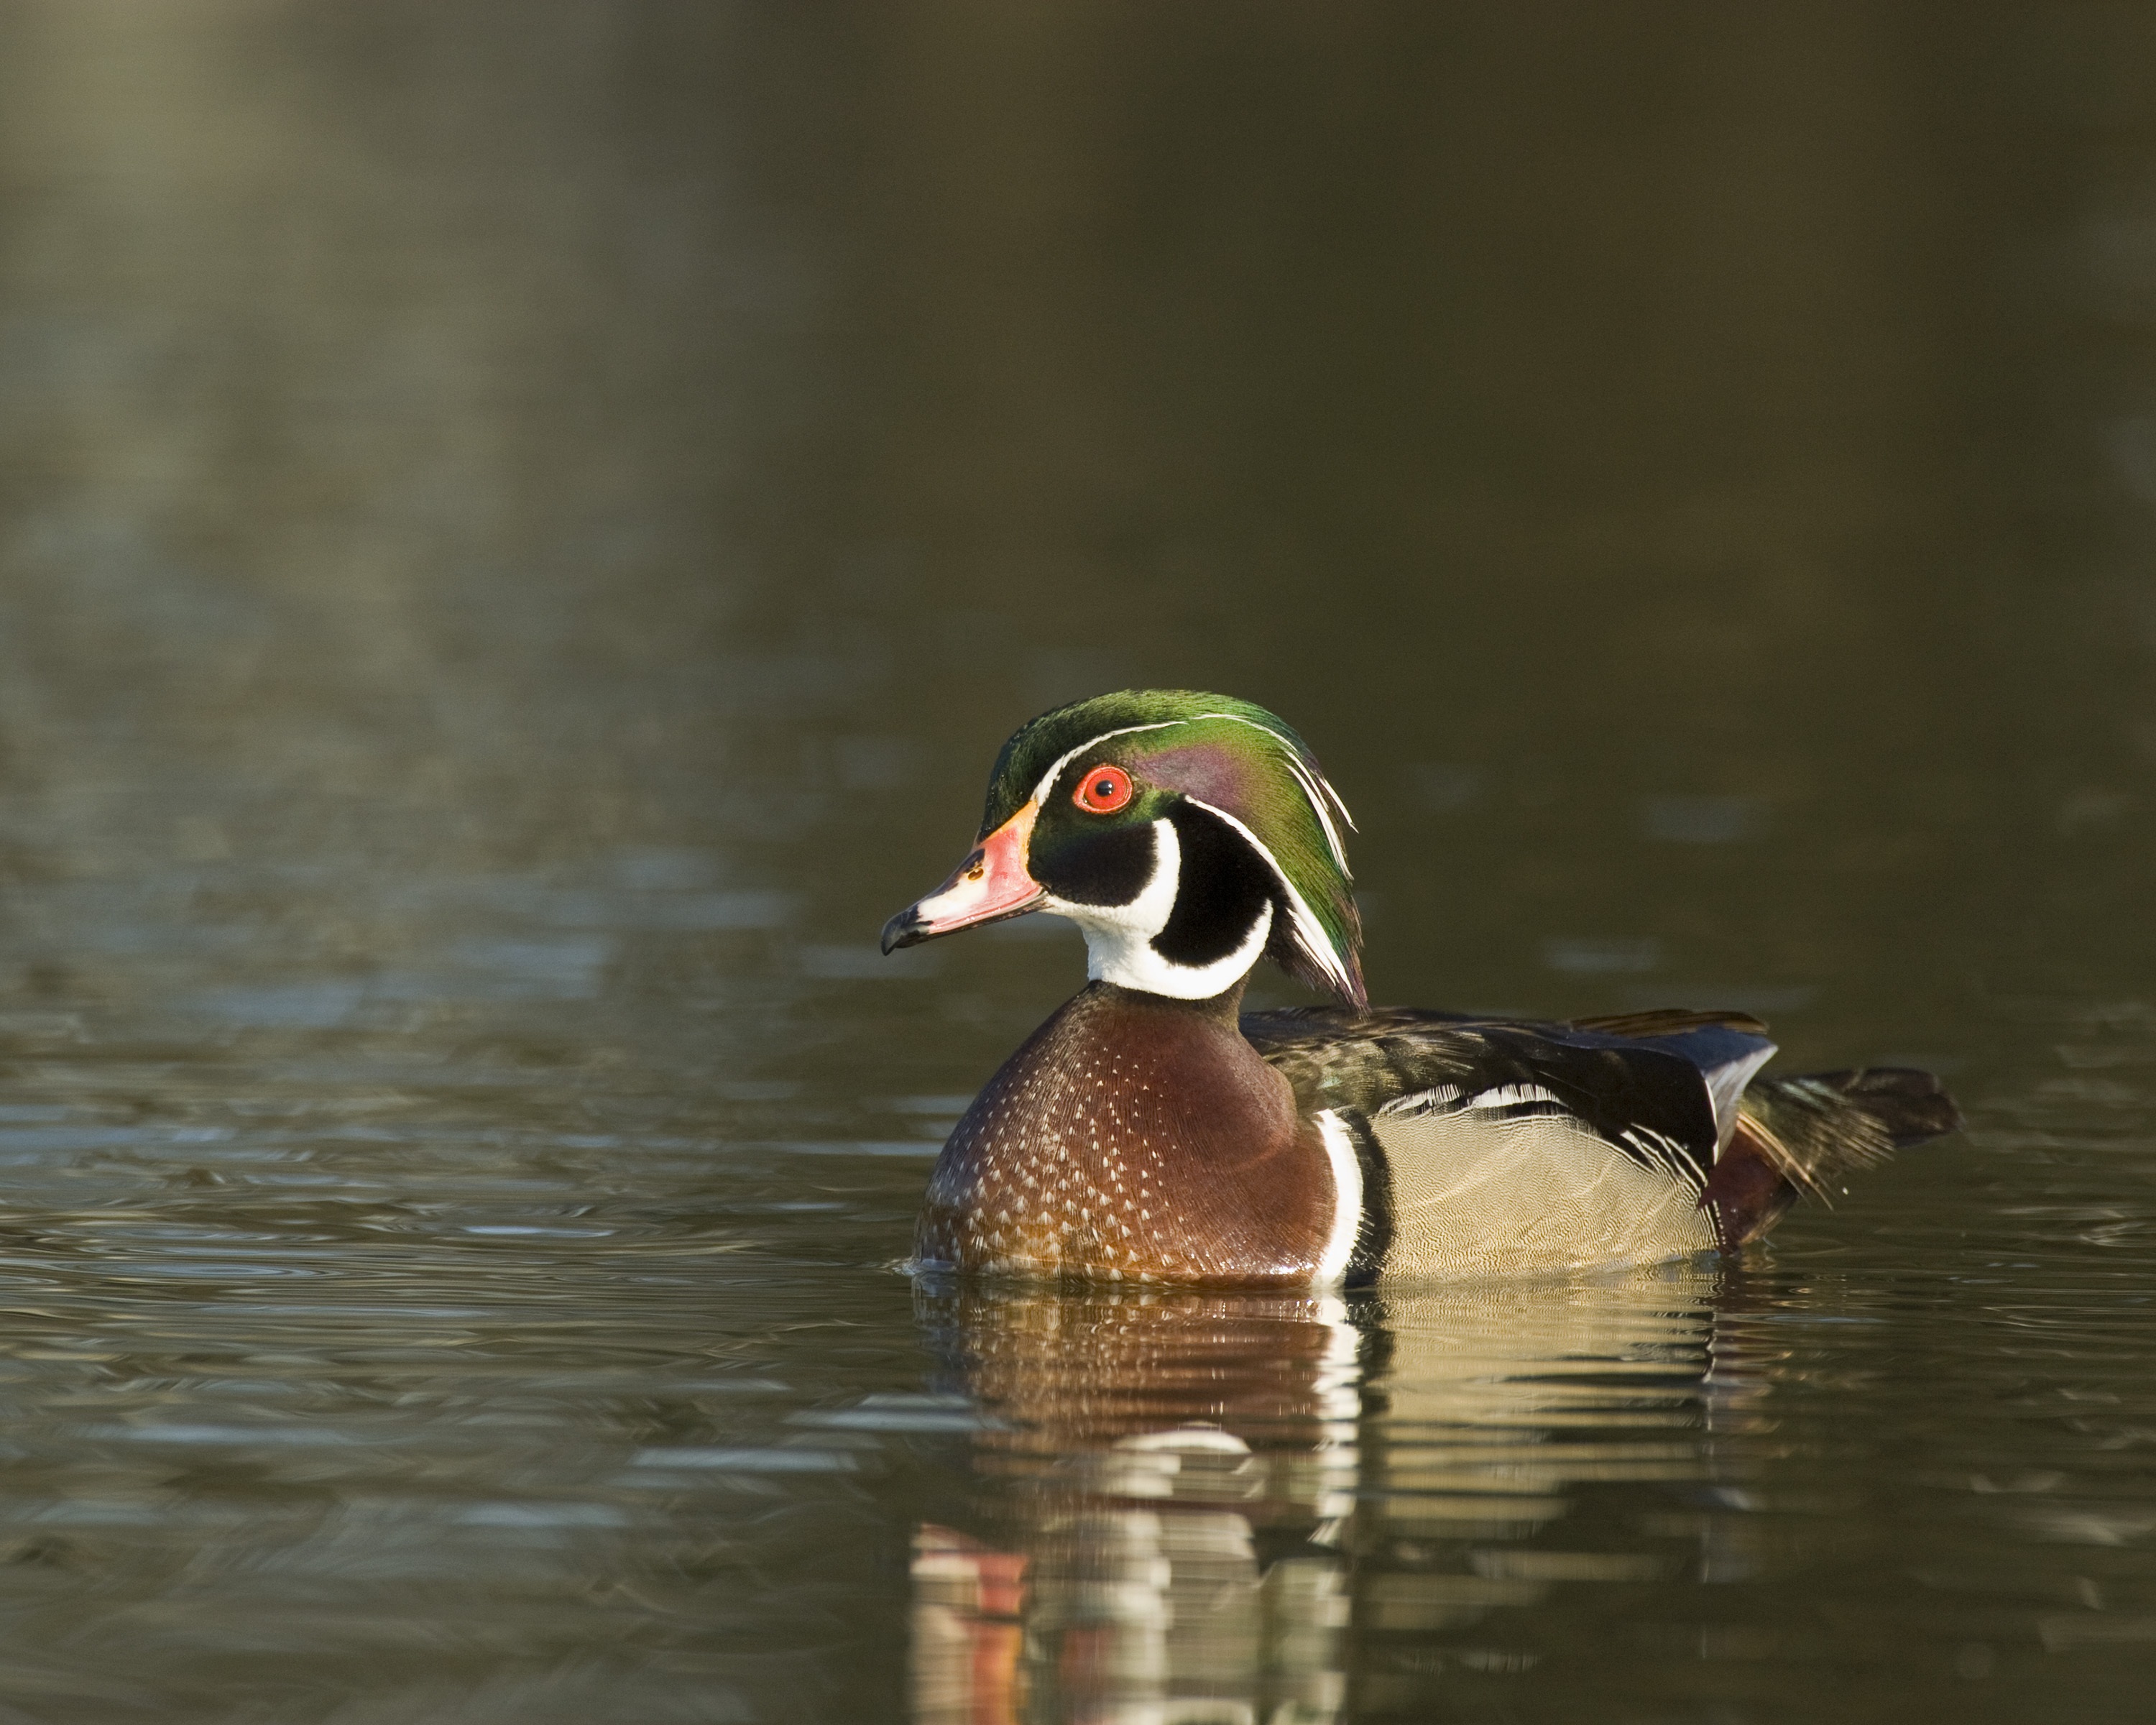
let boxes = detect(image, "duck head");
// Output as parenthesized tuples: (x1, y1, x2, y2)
(881, 691, 1365, 1008)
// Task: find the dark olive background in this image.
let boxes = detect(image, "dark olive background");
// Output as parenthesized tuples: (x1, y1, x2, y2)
(0, 4, 2149, 1721)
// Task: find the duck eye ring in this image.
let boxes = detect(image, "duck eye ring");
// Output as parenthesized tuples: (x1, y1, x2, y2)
(1074, 764, 1133, 814)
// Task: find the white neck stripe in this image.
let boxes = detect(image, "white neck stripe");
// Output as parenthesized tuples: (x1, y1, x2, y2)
(1184, 796, 1358, 1003)
(1040, 814, 1275, 999)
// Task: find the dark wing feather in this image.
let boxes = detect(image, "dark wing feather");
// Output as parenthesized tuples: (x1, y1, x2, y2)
(1245, 1008, 1961, 1265)
(1243, 1006, 1771, 1196)
(1568, 1008, 1771, 1038)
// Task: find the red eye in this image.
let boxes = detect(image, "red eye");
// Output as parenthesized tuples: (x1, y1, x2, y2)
(1074, 764, 1133, 814)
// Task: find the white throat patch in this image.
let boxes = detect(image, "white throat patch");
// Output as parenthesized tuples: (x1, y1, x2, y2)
(1042, 816, 1273, 1000)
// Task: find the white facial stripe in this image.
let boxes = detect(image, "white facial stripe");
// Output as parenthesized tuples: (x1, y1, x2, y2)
(1184, 712, 1358, 862)
(1023, 712, 1356, 873)
(1182, 796, 1358, 1003)
(1041, 815, 1275, 999)
(1279, 750, 1350, 871)
(1026, 720, 1187, 808)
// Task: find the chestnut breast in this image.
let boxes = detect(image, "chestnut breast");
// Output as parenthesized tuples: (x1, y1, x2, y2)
(916, 984, 1335, 1284)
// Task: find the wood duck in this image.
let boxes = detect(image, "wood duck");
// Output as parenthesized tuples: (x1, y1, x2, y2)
(881, 691, 1958, 1287)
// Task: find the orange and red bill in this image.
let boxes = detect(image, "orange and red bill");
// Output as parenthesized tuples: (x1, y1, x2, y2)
(880, 802, 1044, 953)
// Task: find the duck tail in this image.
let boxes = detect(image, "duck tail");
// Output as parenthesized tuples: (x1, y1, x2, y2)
(1779, 1067, 1963, 1151)
(1704, 1067, 1960, 1246)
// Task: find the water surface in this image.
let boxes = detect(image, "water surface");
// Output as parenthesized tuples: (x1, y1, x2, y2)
(0, 5, 2150, 1721)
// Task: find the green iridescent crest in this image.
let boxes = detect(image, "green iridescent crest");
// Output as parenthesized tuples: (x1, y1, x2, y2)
(982, 689, 1366, 1007)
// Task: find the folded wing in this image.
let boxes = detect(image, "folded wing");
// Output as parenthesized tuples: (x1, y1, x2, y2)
(1243, 1004, 1950, 1282)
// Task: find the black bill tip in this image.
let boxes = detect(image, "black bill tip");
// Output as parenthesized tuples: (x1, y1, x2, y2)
(880, 907, 927, 954)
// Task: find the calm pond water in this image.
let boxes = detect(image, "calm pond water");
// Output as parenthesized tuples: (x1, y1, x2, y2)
(0, 4, 2151, 1721)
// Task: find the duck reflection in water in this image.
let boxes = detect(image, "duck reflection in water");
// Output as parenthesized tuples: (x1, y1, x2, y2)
(909, 1264, 1774, 1724)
